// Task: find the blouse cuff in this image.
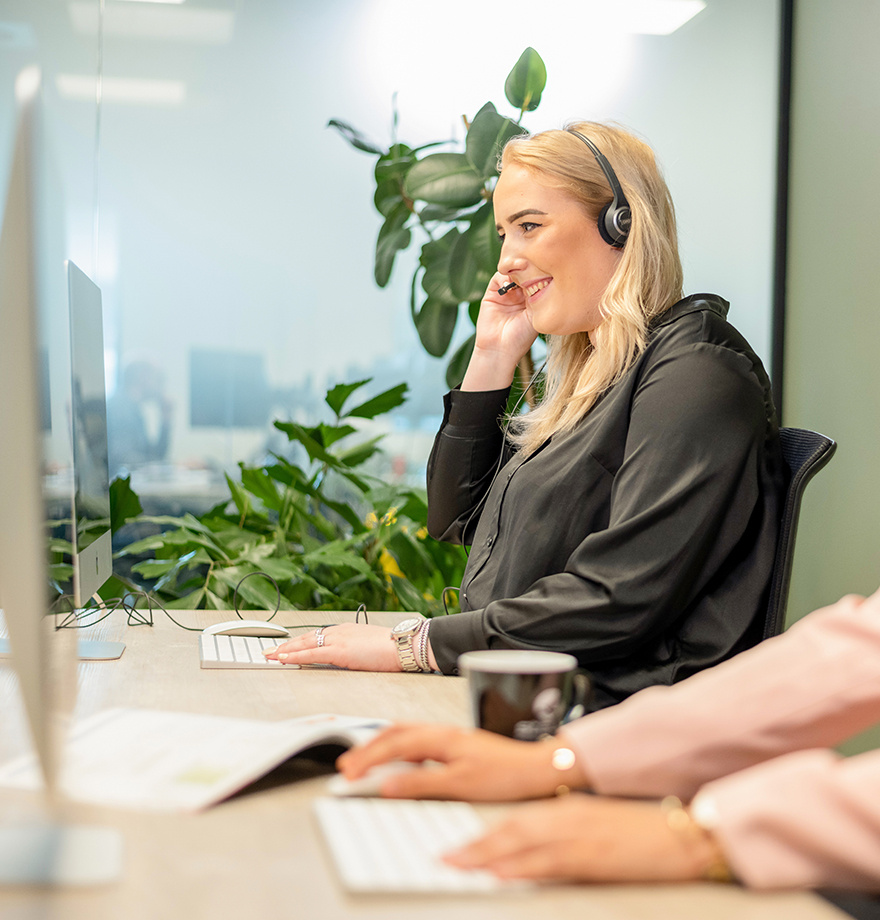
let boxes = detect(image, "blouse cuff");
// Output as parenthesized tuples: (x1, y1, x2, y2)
(442, 387, 510, 433)
(426, 609, 490, 674)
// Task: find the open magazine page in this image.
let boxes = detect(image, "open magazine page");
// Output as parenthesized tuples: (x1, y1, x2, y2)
(0, 708, 387, 812)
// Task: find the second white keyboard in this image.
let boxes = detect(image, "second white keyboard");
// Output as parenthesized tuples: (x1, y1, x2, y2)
(314, 797, 522, 893)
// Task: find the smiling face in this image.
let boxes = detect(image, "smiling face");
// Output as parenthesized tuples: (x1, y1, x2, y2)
(494, 163, 621, 340)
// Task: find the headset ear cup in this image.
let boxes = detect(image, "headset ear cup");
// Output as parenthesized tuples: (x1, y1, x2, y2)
(597, 203, 616, 246)
(599, 203, 630, 248)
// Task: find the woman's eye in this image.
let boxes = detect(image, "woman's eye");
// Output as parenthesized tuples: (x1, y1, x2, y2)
(520, 221, 539, 233)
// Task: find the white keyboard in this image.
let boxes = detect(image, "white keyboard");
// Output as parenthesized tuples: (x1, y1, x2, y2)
(199, 633, 297, 669)
(314, 797, 520, 893)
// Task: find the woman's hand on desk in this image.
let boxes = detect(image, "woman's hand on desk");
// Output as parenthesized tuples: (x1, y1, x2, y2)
(337, 724, 591, 802)
(445, 794, 727, 884)
(263, 624, 400, 671)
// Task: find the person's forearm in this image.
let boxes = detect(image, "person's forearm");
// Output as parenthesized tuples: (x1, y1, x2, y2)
(564, 594, 880, 800)
(461, 345, 520, 392)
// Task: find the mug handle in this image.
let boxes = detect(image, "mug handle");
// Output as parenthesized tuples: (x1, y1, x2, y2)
(562, 670, 592, 724)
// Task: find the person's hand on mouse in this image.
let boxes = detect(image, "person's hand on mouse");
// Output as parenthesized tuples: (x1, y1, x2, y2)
(263, 623, 402, 671)
(337, 724, 591, 801)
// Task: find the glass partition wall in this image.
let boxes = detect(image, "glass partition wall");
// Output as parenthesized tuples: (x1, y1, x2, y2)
(0, 0, 781, 519)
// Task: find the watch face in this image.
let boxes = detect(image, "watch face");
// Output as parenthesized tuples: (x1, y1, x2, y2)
(392, 617, 421, 637)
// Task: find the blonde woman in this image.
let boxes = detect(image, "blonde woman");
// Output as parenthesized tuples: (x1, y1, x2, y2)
(266, 123, 786, 707)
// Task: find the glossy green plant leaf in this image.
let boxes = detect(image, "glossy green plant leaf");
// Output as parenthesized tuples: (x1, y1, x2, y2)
(403, 153, 484, 207)
(375, 201, 412, 287)
(330, 48, 548, 379)
(446, 333, 476, 389)
(465, 103, 526, 179)
(414, 296, 459, 357)
(448, 231, 483, 303)
(504, 47, 546, 112)
(417, 203, 464, 223)
(449, 202, 502, 302)
(420, 229, 459, 304)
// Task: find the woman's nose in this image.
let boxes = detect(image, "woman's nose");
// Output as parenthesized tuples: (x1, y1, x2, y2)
(497, 242, 527, 275)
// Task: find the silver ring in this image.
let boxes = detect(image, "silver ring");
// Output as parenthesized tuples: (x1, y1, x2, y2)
(315, 626, 326, 648)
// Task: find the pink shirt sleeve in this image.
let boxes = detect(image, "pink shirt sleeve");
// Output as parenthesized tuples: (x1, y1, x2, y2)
(561, 592, 880, 800)
(556, 591, 880, 890)
(697, 748, 880, 891)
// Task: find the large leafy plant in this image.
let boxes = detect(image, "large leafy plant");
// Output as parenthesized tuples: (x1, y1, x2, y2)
(109, 380, 466, 616)
(330, 48, 547, 389)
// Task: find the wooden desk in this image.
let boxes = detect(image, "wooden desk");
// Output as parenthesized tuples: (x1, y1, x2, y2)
(0, 609, 849, 920)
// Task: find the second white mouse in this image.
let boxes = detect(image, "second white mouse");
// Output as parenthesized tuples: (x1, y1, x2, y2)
(326, 761, 420, 797)
(202, 619, 291, 639)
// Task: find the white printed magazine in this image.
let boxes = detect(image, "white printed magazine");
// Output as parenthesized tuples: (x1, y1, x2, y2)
(0, 709, 386, 812)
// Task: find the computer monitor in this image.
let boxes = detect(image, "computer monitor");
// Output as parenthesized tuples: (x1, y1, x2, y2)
(68, 261, 113, 606)
(66, 260, 124, 660)
(0, 66, 121, 886)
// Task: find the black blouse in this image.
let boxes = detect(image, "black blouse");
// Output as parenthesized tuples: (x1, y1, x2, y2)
(426, 294, 787, 710)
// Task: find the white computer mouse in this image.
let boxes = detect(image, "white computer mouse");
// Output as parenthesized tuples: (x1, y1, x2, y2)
(326, 761, 421, 797)
(202, 619, 291, 639)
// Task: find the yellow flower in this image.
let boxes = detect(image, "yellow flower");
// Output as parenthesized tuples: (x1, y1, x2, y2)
(379, 548, 404, 581)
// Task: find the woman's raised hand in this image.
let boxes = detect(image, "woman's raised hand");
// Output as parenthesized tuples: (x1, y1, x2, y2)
(461, 275, 539, 392)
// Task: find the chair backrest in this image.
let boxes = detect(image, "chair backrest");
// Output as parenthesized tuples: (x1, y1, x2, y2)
(762, 427, 837, 639)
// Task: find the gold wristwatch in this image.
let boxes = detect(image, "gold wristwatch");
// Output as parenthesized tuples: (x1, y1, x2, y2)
(391, 618, 423, 672)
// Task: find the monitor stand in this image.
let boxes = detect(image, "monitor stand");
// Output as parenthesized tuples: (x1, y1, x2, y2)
(0, 822, 122, 885)
(76, 640, 125, 660)
(0, 638, 125, 661)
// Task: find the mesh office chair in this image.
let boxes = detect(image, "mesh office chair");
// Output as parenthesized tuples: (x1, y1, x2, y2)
(761, 427, 837, 640)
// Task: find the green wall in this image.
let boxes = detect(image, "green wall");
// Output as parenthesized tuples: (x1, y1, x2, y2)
(784, 0, 880, 753)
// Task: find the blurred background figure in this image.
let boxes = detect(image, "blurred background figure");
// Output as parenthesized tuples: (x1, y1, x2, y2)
(107, 359, 174, 478)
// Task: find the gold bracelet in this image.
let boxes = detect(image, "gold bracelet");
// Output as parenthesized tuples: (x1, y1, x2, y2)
(660, 795, 734, 883)
(550, 746, 577, 796)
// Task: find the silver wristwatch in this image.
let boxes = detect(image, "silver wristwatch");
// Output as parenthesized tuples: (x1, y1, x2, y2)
(391, 617, 423, 672)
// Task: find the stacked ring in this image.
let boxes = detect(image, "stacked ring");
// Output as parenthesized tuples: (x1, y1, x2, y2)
(315, 626, 326, 648)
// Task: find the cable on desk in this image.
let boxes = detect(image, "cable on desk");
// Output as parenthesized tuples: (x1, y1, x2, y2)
(441, 586, 460, 615)
(51, 592, 151, 630)
(52, 572, 373, 635)
(232, 571, 281, 619)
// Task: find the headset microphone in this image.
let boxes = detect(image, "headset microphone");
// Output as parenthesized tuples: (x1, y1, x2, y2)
(568, 131, 631, 249)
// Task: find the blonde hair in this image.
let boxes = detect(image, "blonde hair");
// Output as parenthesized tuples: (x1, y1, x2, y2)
(502, 122, 683, 454)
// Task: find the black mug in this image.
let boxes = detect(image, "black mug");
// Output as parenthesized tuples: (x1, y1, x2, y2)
(458, 650, 591, 741)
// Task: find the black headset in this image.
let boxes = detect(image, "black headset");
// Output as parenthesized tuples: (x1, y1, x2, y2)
(568, 130, 632, 249)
